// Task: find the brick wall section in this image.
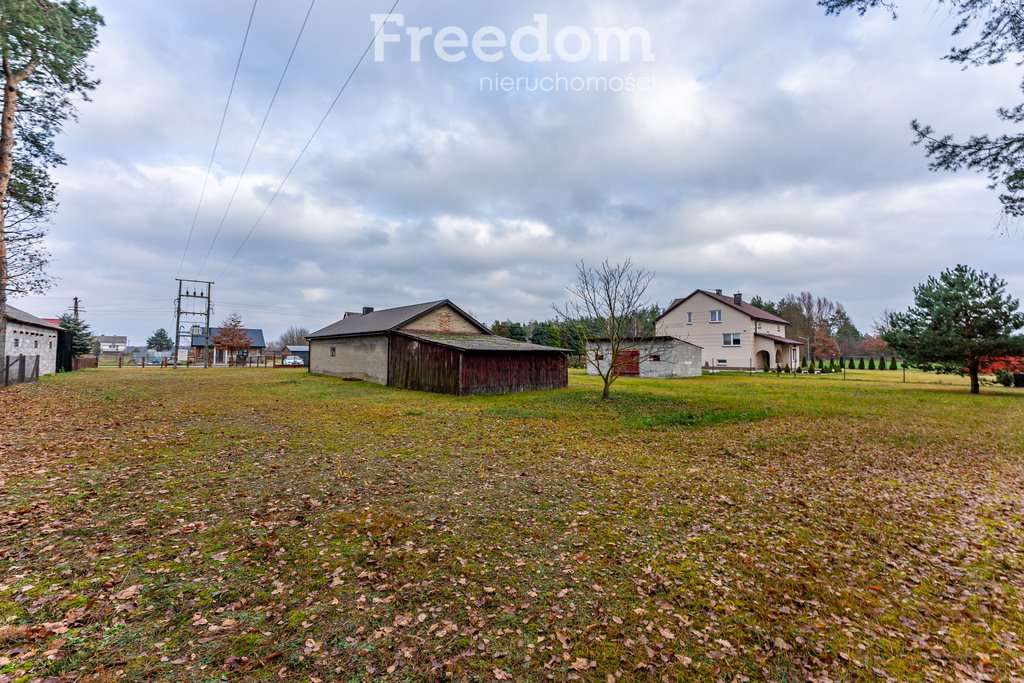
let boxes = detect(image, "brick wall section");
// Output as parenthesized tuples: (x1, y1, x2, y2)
(402, 306, 480, 334)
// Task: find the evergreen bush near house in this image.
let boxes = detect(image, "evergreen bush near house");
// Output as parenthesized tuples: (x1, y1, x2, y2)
(858, 358, 866, 369)
(764, 361, 770, 373)
(817, 358, 824, 370)
(868, 358, 876, 370)
(784, 364, 791, 373)
(879, 357, 887, 370)
(889, 357, 899, 370)
(801, 357, 807, 369)
(996, 370, 1013, 387)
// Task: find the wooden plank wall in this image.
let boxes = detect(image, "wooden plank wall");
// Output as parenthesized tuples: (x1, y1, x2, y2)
(460, 352, 567, 396)
(389, 335, 462, 395)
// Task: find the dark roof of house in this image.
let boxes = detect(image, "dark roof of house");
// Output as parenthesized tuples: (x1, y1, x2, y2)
(659, 289, 790, 325)
(94, 335, 128, 344)
(191, 328, 266, 348)
(3, 305, 60, 329)
(308, 300, 490, 340)
(283, 345, 309, 353)
(399, 332, 567, 353)
(755, 332, 804, 346)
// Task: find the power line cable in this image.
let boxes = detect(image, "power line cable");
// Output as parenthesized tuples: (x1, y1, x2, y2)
(198, 0, 318, 277)
(216, 0, 402, 282)
(176, 0, 259, 276)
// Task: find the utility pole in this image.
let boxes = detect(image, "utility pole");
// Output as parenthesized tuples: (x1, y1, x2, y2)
(73, 297, 80, 321)
(171, 279, 214, 369)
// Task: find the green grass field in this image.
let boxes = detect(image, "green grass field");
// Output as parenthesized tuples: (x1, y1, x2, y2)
(1, 368, 1022, 681)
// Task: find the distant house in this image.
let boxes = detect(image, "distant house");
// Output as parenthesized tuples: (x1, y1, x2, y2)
(190, 327, 266, 366)
(2, 305, 60, 378)
(94, 335, 128, 355)
(586, 337, 702, 379)
(307, 300, 567, 395)
(281, 345, 309, 364)
(657, 289, 803, 371)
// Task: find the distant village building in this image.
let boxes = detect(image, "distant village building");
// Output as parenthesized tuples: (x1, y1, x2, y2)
(190, 327, 266, 366)
(281, 345, 309, 364)
(94, 335, 128, 355)
(308, 300, 567, 395)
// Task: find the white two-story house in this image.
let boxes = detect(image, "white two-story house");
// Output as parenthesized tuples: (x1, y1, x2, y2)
(656, 289, 803, 371)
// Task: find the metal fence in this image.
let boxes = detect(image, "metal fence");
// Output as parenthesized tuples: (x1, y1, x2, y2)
(2, 354, 41, 388)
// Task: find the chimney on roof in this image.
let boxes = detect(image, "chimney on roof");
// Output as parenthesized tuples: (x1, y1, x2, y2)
(734, 292, 743, 305)
(362, 307, 374, 315)
(715, 289, 723, 295)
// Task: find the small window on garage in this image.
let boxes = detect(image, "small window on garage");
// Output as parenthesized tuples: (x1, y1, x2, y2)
(650, 354, 661, 362)
(13, 338, 18, 348)
(330, 346, 336, 358)
(717, 359, 728, 366)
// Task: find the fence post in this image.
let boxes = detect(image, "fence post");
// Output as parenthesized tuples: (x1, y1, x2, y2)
(2, 355, 7, 387)
(31, 356, 39, 381)
(17, 354, 26, 383)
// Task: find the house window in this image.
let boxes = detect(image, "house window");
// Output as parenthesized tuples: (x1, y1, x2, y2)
(49, 341, 53, 349)
(717, 359, 728, 366)
(723, 333, 741, 347)
(13, 338, 18, 348)
(650, 354, 661, 362)
(596, 353, 605, 361)
(330, 346, 336, 358)
(686, 312, 693, 325)
(710, 309, 722, 323)
(34, 340, 39, 348)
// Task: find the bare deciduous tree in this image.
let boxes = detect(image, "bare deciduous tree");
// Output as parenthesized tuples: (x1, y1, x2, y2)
(277, 326, 310, 347)
(553, 259, 655, 400)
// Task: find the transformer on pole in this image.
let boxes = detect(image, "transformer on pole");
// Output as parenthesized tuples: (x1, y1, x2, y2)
(171, 279, 214, 368)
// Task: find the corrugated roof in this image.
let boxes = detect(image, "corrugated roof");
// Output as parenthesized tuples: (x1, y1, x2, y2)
(191, 328, 266, 348)
(308, 300, 489, 339)
(3, 305, 60, 329)
(400, 332, 567, 353)
(659, 289, 790, 325)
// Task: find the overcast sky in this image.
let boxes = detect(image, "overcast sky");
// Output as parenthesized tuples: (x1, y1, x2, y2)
(12, 0, 1024, 345)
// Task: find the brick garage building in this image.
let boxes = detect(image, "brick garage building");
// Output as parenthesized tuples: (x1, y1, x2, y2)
(308, 300, 567, 395)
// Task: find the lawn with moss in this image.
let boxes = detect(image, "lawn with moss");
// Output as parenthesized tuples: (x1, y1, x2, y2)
(1, 368, 1022, 682)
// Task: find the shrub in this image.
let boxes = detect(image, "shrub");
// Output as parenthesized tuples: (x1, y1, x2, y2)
(868, 358, 876, 370)
(858, 358, 866, 369)
(889, 357, 898, 370)
(784, 364, 791, 373)
(801, 357, 807, 369)
(878, 356, 887, 370)
(763, 361, 771, 373)
(996, 370, 1013, 387)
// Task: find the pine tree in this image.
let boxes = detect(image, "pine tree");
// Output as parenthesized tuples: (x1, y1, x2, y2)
(147, 328, 172, 351)
(858, 358, 866, 370)
(889, 356, 898, 370)
(58, 313, 91, 357)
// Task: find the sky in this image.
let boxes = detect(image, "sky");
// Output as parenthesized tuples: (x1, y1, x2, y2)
(11, 0, 1024, 346)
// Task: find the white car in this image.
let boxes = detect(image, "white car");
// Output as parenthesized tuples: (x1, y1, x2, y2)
(282, 356, 305, 367)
